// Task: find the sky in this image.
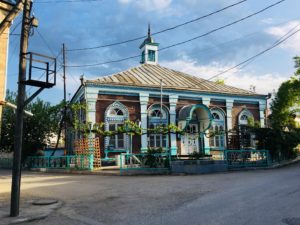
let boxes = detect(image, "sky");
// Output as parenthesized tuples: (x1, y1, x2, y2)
(5, 0, 300, 105)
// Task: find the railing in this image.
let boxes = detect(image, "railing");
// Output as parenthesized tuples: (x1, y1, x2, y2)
(225, 149, 270, 169)
(26, 155, 94, 170)
(120, 153, 171, 172)
(0, 158, 13, 169)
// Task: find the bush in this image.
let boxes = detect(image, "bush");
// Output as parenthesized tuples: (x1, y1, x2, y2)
(251, 127, 300, 161)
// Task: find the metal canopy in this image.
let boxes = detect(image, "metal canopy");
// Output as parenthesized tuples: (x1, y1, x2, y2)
(178, 104, 212, 133)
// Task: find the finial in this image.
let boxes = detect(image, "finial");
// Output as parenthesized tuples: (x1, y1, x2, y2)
(148, 23, 151, 39)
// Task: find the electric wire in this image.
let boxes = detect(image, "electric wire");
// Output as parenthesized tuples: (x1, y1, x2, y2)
(66, 0, 287, 68)
(67, 0, 248, 52)
(205, 27, 300, 82)
(34, 0, 102, 3)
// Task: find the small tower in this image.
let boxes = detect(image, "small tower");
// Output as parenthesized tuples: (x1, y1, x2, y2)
(139, 24, 159, 65)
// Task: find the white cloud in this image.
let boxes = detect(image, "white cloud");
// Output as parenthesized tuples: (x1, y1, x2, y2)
(161, 59, 287, 95)
(266, 20, 300, 52)
(118, 0, 172, 11)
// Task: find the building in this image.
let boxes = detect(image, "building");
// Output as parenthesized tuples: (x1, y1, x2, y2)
(0, 0, 16, 129)
(70, 27, 267, 159)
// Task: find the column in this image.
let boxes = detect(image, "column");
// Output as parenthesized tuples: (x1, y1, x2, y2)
(86, 90, 98, 137)
(259, 100, 266, 128)
(139, 93, 149, 152)
(225, 99, 234, 152)
(226, 99, 234, 131)
(202, 97, 210, 155)
(169, 95, 178, 156)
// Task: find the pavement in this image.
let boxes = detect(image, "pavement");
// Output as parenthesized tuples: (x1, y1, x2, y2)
(0, 199, 62, 224)
(0, 160, 300, 225)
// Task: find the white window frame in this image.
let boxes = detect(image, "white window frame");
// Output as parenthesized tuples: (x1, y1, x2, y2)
(209, 109, 226, 149)
(148, 105, 169, 149)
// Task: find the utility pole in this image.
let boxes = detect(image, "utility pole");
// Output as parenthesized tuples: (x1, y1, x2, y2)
(10, 0, 31, 217)
(63, 43, 67, 150)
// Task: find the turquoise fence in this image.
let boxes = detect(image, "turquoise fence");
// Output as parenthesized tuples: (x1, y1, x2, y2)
(0, 158, 13, 169)
(26, 155, 94, 170)
(119, 153, 171, 172)
(225, 149, 270, 169)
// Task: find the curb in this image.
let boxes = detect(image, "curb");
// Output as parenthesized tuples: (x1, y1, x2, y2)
(0, 200, 63, 225)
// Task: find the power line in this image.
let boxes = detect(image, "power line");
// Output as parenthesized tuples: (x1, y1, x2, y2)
(34, 0, 102, 3)
(205, 27, 300, 82)
(67, 0, 248, 52)
(67, 0, 286, 68)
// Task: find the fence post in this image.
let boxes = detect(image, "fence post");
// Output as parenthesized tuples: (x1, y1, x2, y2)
(89, 154, 94, 171)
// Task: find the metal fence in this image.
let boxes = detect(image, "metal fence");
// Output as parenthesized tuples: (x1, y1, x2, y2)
(119, 153, 171, 172)
(26, 155, 94, 170)
(225, 149, 270, 169)
(0, 158, 13, 169)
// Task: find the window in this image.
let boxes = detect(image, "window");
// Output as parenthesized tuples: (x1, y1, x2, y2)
(148, 106, 168, 149)
(108, 108, 124, 116)
(148, 50, 155, 62)
(209, 109, 225, 149)
(239, 109, 253, 125)
(105, 101, 129, 150)
(109, 124, 124, 149)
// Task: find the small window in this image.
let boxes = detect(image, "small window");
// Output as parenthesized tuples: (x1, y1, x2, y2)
(212, 113, 220, 120)
(151, 109, 162, 118)
(241, 115, 248, 121)
(148, 50, 155, 62)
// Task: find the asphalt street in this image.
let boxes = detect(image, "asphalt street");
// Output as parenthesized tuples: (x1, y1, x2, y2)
(1, 163, 300, 225)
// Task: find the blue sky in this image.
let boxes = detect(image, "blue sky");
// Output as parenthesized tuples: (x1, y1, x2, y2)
(6, 0, 300, 104)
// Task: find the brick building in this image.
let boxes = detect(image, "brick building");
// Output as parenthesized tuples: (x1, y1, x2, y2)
(70, 28, 267, 158)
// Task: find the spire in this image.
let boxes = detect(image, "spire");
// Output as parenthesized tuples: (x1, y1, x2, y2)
(139, 24, 159, 65)
(148, 23, 151, 39)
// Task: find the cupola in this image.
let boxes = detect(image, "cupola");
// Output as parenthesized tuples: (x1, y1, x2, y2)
(139, 24, 159, 65)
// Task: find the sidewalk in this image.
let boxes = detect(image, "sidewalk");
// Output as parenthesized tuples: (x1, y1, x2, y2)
(0, 199, 62, 225)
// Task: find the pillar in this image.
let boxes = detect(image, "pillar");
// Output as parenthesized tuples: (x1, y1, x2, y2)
(202, 97, 210, 155)
(226, 99, 234, 131)
(259, 100, 266, 128)
(139, 93, 149, 152)
(86, 91, 98, 137)
(169, 94, 178, 156)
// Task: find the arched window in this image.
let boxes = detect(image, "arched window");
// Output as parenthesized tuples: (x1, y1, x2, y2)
(105, 101, 129, 150)
(238, 109, 253, 125)
(148, 105, 169, 149)
(209, 109, 226, 149)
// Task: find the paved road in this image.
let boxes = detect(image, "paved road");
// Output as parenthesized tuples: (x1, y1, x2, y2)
(1, 163, 300, 225)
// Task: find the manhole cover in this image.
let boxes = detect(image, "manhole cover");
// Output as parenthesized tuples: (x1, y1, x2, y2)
(32, 199, 58, 206)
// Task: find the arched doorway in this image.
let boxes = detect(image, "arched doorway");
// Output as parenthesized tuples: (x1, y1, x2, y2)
(178, 104, 212, 155)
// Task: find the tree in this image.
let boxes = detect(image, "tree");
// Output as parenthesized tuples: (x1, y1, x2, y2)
(270, 57, 300, 129)
(0, 90, 63, 158)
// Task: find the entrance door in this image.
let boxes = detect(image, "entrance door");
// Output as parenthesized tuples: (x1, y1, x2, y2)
(181, 124, 199, 155)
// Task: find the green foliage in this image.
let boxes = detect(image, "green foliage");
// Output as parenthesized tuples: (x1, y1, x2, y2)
(215, 79, 225, 85)
(144, 147, 166, 168)
(270, 57, 300, 130)
(0, 90, 62, 158)
(251, 127, 300, 161)
(188, 151, 206, 160)
(294, 56, 300, 76)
